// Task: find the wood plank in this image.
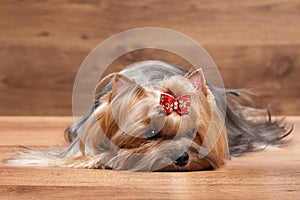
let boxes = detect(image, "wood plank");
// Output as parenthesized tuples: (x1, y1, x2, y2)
(0, 175, 299, 200)
(0, 117, 72, 146)
(1, 44, 299, 115)
(0, 116, 299, 199)
(0, 184, 298, 200)
(0, 0, 300, 115)
(1, 0, 300, 45)
(3, 165, 297, 188)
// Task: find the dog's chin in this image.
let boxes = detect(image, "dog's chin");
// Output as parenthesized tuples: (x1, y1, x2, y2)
(160, 151, 216, 172)
(158, 164, 213, 172)
(157, 161, 214, 172)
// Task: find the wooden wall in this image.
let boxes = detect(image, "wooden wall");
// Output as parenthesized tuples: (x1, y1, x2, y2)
(0, 0, 299, 115)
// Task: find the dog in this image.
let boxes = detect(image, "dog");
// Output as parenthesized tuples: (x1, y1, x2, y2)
(7, 60, 291, 171)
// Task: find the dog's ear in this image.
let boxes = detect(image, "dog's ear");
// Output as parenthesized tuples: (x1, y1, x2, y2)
(111, 74, 136, 100)
(186, 69, 208, 96)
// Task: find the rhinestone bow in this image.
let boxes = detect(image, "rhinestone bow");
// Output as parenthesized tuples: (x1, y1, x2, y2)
(159, 93, 191, 115)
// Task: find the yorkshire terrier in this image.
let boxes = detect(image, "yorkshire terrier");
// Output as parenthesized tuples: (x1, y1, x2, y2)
(7, 60, 291, 171)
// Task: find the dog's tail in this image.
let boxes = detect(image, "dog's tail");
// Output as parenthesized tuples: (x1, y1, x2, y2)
(5, 137, 99, 168)
(5, 146, 67, 167)
(211, 86, 292, 156)
(5, 136, 82, 167)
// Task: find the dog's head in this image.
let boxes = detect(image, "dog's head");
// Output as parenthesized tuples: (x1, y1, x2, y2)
(80, 69, 229, 171)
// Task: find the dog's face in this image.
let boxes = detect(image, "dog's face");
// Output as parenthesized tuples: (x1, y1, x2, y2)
(80, 70, 229, 171)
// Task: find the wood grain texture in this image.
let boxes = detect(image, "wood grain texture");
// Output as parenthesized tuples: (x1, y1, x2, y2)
(0, 116, 299, 200)
(0, 0, 299, 115)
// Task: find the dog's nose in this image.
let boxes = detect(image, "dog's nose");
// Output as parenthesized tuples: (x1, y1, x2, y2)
(172, 152, 189, 167)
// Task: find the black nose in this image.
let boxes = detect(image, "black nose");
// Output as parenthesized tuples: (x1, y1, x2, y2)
(172, 152, 189, 167)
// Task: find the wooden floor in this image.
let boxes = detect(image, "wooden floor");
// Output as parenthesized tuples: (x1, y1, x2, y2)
(0, 117, 299, 200)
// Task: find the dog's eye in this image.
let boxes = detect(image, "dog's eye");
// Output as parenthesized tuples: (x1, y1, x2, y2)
(187, 128, 197, 139)
(146, 129, 162, 140)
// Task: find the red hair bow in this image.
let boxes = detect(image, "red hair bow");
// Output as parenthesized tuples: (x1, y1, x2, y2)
(160, 93, 191, 115)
